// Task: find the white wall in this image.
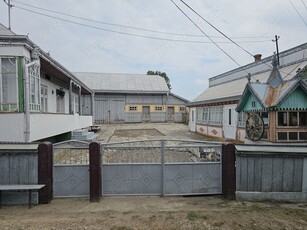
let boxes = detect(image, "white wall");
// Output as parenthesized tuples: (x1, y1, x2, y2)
(0, 113, 24, 142)
(40, 78, 70, 113)
(29, 113, 92, 141)
(0, 46, 30, 58)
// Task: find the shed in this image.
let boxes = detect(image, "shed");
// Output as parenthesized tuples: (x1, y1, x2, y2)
(74, 72, 189, 123)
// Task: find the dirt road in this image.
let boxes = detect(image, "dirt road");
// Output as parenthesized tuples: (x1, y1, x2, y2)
(0, 196, 306, 230)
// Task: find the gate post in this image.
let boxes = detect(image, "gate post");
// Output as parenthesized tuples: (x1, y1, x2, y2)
(161, 140, 165, 197)
(38, 142, 53, 204)
(222, 143, 236, 200)
(89, 141, 101, 202)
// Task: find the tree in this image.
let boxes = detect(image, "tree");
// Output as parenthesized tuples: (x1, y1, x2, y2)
(147, 70, 171, 90)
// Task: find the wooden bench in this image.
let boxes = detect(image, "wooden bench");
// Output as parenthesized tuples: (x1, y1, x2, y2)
(0, 184, 45, 209)
(89, 125, 101, 132)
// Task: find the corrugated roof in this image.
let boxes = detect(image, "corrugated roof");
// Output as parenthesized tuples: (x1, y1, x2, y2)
(193, 61, 307, 104)
(74, 72, 170, 93)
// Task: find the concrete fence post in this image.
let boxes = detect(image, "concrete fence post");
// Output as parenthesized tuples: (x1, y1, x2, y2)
(89, 141, 101, 202)
(222, 143, 236, 200)
(38, 142, 53, 204)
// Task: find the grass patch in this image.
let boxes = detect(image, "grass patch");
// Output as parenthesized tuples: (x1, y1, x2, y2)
(186, 211, 199, 221)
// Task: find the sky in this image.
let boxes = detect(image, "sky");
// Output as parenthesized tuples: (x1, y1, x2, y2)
(0, 0, 306, 100)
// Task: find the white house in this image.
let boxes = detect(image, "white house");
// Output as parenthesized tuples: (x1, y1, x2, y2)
(188, 42, 307, 142)
(0, 24, 93, 142)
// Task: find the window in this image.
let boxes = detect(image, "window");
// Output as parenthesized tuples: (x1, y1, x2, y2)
(289, 112, 298, 126)
(0, 57, 18, 111)
(228, 109, 232, 125)
(277, 132, 287, 141)
(29, 64, 40, 111)
(208, 106, 223, 126)
(129, 106, 137, 111)
(196, 108, 202, 123)
(180, 107, 185, 111)
(238, 112, 246, 127)
(40, 85, 48, 112)
(278, 112, 287, 126)
(299, 112, 307, 126)
(278, 111, 307, 127)
(155, 106, 163, 111)
(71, 94, 79, 114)
(202, 108, 209, 124)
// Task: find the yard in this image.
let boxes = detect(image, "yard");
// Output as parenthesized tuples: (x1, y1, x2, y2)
(0, 196, 306, 230)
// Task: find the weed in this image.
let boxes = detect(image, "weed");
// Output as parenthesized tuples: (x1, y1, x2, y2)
(186, 211, 199, 221)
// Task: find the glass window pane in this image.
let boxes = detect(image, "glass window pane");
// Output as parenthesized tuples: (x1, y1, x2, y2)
(1, 58, 17, 108)
(278, 132, 287, 140)
(299, 132, 307, 140)
(289, 112, 298, 126)
(278, 112, 287, 126)
(299, 112, 307, 126)
(289, 132, 298, 140)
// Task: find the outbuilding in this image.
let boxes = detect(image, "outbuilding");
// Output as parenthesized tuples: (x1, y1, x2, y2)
(75, 72, 189, 123)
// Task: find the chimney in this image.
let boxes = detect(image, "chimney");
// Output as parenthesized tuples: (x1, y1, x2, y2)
(254, 54, 262, 62)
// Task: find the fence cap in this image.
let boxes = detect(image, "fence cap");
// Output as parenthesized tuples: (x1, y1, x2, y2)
(0, 143, 39, 150)
(235, 144, 307, 153)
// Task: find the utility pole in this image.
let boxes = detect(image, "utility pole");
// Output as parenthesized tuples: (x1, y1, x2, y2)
(272, 35, 280, 66)
(4, 0, 12, 30)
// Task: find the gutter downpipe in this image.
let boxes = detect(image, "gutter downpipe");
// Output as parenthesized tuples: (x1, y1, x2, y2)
(24, 60, 39, 142)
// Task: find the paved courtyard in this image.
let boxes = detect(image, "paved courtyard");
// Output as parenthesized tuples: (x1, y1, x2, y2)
(96, 123, 220, 144)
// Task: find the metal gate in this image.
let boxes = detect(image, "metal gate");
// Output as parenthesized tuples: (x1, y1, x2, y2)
(101, 140, 221, 196)
(52, 140, 222, 197)
(53, 140, 90, 198)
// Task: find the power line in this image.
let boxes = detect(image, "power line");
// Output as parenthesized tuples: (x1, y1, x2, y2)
(11, 0, 273, 40)
(170, 0, 251, 76)
(289, 0, 307, 26)
(176, 0, 296, 78)
(13, 5, 271, 45)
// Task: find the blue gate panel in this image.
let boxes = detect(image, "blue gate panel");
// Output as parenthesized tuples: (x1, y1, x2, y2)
(103, 164, 161, 195)
(164, 163, 221, 195)
(54, 165, 89, 197)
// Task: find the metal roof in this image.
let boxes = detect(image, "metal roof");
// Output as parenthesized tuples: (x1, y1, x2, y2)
(0, 23, 15, 35)
(74, 72, 170, 94)
(237, 77, 307, 112)
(192, 60, 307, 105)
(0, 24, 92, 94)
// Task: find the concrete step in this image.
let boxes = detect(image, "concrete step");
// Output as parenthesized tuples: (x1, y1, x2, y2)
(71, 129, 87, 136)
(71, 129, 98, 141)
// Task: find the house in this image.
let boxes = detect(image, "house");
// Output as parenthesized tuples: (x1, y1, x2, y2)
(187, 42, 307, 142)
(74, 72, 189, 123)
(236, 55, 307, 143)
(0, 24, 93, 142)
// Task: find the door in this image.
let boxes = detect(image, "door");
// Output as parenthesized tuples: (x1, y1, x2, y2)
(142, 106, 150, 122)
(109, 99, 125, 123)
(223, 105, 237, 139)
(95, 98, 109, 123)
(167, 107, 175, 122)
(189, 108, 196, 132)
